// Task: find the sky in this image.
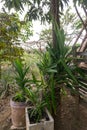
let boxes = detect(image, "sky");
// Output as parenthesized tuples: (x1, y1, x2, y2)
(30, 21, 49, 41)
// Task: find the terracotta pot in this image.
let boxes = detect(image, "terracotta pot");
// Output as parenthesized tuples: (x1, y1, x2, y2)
(10, 99, 27, 129)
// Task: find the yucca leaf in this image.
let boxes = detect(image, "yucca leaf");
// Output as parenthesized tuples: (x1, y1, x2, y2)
(23, 66, 29, 76)
(47, 69, 57, 73)
(13, 60, 24, 79)
(50, 75, 56, 114)
(60, 59, 78, 83)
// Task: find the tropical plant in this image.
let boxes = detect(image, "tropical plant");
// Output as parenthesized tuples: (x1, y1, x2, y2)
(38, 24, 85, 130)
(37, 51, 57, 77)
(25, 72, 47, 122)
(28, 100, 47, 123)
(37, 23, 87, 130)
(13, 59, 30, 102)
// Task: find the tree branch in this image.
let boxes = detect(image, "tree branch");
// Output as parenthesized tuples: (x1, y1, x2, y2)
(74, 3, 87, 32)
(82, 5, 87, 17)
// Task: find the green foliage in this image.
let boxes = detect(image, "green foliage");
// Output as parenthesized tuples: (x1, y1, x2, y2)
(44, 75, 57, 114)
(0, 12, 32, 63)
(0, 12, 22, 62)
(2, 0, 70, 23)
(2, 0, 27, 11)
(37, 51, 57, 76)
(73, 0, 87, 7)
(19, 21, 33, 42)
(29, 101, 46, 123)
(25, 73, 47, 122)
(2, 0, 51, 23)
(37, 22, 86, 113)
(0, 13, 21, 44)
(13, 59, 30, 102)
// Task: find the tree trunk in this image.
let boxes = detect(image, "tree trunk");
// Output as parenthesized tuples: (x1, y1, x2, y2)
(0, 63, 1, 79)
(53, 86, 61, 130)
(71, 85, 80, 130)
(51, 0, 60, 48)
(50, 1, 61, 130)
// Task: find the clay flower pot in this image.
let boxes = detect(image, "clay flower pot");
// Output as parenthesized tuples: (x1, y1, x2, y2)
(25, 107, 54, 130)
(10, 99, 27, 129)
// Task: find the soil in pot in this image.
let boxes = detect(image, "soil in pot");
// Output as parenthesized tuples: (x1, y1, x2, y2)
(28, 108, 49, 124)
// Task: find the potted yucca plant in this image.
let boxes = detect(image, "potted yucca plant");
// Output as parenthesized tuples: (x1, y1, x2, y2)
(26, 106, 54, 130)
(37, 22, 87, 130)
(25, 74, 54, 130)
(10, 59, 30, 129)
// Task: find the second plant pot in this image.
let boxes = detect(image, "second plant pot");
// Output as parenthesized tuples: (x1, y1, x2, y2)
(25, 107, 54, 130)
